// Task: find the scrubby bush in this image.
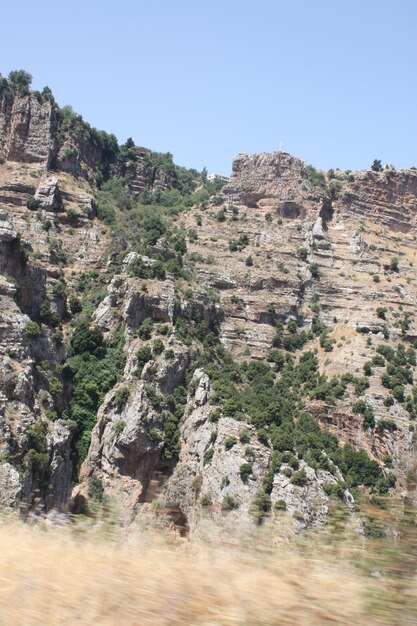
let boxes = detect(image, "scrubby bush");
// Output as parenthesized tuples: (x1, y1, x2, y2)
(224, 436, 237, 450)
(251, 490, 271, 523)
(222, 495, 239, 510)
(69, 296, 82, 314)
(309, 263, 321, 279)
(8, 69, 32, 95)
(291, 468, 308, 486)
(297, 247, 308, 262)
(390, 257, 399, 272)
(114, 387, 129, 411)
(40, 300, 61, 328)
(26, 196, 40, 209)
(26, 321, 41, 340)
(138, 318, 153, 340)
(49, 378, 63, 398)
(239, 463, 253, 480)
(239, 429, 250, 444)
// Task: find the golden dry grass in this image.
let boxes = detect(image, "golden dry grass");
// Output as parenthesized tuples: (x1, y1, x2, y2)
(0, 514, 415, 626)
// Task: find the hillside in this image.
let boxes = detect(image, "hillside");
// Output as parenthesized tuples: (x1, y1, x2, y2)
(0, 71, 416, 538)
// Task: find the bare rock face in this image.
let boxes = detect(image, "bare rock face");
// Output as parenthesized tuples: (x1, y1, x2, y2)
(0, 161, 109, 514)
(0, 209, 17, 242)
(55, 134, 103, 179)
(0, 90, 58, 166)
(0, 285, 73, 511)
(222, 152, 324, 217)
(336, 169, 417, 233)
(0, 88, 108, 179)
(34, 177, 62, 211)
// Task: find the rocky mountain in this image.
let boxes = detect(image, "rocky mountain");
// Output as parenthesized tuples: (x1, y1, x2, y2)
(0, 72, 416, 535)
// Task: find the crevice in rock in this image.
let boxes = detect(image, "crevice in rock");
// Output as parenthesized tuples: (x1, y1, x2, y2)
(319, 197, 333, 230)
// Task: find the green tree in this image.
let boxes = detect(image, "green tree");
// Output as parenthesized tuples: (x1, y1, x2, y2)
(8, 69, 32, 95)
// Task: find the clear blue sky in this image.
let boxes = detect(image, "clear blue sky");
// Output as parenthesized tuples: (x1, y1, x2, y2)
(1, 0, 416, 174)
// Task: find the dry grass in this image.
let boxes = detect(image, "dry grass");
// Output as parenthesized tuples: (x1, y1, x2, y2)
(0, 513, 415, 626)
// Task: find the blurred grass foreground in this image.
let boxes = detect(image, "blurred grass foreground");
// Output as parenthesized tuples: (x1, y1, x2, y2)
(0, 505, 416, 626)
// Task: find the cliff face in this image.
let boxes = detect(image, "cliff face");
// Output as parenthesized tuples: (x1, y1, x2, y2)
(0, 162, 105, 513)
(0, 90, 58, 167)
(0, 83, 416, 533)
(0, 87, 186, 193)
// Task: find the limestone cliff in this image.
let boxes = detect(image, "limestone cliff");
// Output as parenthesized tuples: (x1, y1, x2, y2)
(0, 74, 416, 535)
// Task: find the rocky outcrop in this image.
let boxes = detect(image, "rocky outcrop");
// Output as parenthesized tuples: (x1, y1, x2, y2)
(336, 168, 417, 233)
(34, 177, 62, 211)
(73, 338, 191, 520)
(0, 286, 73, 511)
(161, 369, 340, 533)
(1, 94, 417, 537)
(0, 87, 108, 179)
(122, 155, 174, 198)
(222, 152, 324, 217)
(0, 89, 58, 166)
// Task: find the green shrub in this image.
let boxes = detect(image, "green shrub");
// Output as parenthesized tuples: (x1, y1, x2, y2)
(114, 387, 129, 411)
(192, 475, 203, 490)
(52, 280, 66, 299)
(224, 436, 237, 450)
(229, 234, 249, 252)
(69, 321, 104, 357)
(26, 196, 40, 209)
(239, 428, 250, 443)
(222, 495, 239, 510)
(26, 321, 41, 340)
(363, 361, 373, 376)
(153, 339, 164, 355)
(251, 490, 271, 523)
(148, 428, 163, 443)
(297, 247, 308, 262)
(306, 166, 328, 192)
(49, 378, 63, 397)
(320, 330, 335, 352)
(8, 69, 32, 95)
(67, 327, 125, 461)
(390, 257, 399, 272)
(40, 300, 61, 328)
(201, 493, 212, 506)
(376, 307, 387, 319)
(372, 354, 385, 367)
(239, 463, 253, 480)
(113, 420, 126, 438)
(309, 263, 321, 279)
(69, 296, 82, 314)
(291, 468, 308, 486)
(203, 447, 214, 464)
(138, 318, 153, 340)
(96, 202, 116, 224)
(88, 475, 104, 503)
(377, 419, 397, 433)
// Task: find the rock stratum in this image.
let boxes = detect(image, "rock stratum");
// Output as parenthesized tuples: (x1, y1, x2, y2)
(0, 74, 416, 535)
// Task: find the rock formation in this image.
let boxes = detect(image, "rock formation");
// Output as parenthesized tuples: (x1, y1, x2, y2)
(0, 75, 416, 536)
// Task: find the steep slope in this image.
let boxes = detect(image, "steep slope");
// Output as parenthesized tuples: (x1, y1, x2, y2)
(0, 73, 416, 535)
